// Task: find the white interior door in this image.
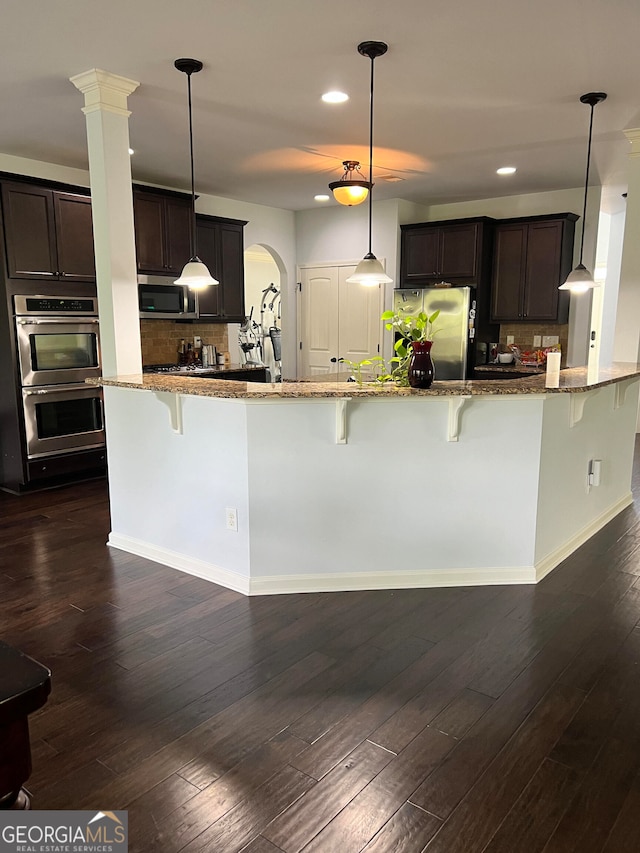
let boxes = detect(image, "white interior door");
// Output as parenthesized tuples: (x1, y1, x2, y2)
(299, 267, 339, 375)
(299, 264, 383, 377)
(338, 266, 383, 365)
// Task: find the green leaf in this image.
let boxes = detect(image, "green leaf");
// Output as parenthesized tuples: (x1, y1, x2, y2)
(381, 310, 395, 320)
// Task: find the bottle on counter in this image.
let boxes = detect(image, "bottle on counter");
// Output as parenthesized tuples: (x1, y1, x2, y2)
(178, 338, 186, 365)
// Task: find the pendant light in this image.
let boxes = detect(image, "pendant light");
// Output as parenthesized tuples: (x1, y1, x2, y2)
(345, 41, 393, 287)
(174, 58, 218, 290)
(329, 160, 371, 206)
(559, 92, 607, 293)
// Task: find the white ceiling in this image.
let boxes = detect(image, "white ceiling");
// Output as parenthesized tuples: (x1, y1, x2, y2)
(1, 0, 638, 213)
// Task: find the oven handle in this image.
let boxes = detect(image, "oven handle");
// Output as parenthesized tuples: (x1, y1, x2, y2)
(23, 384, 100, 395)
(16, 318, 99, 325)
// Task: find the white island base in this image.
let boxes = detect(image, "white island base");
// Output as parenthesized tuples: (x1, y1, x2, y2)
(102, 376, 640, 595)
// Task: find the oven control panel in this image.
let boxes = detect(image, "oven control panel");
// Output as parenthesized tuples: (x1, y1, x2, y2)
(14, 295, 98, 316)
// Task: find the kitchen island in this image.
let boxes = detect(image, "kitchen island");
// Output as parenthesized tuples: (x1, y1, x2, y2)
(92, 365, 640, 595)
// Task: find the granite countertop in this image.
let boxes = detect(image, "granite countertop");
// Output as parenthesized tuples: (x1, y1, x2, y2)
(89, 363, 640, 399)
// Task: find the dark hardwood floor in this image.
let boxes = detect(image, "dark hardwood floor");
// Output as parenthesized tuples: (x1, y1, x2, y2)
(3, 446, 640, 851)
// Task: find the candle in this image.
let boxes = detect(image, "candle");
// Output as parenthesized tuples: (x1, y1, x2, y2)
(545, 351, 561, 388)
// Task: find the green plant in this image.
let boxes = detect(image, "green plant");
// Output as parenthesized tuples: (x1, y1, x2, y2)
(338, 308, 441, 387)
(382, 308, 441, 386)
(338, 356, 392, 386)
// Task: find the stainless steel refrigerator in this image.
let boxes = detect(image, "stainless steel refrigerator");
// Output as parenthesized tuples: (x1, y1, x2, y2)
(393, 287, 472, 381)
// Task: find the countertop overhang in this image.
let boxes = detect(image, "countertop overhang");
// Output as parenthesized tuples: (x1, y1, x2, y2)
(89, 363, 640, 399)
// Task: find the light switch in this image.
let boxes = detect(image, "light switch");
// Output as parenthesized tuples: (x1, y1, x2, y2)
(533, 335, 542, 347)
(506, 335, 515, 345)
(542, 335, 559, 347)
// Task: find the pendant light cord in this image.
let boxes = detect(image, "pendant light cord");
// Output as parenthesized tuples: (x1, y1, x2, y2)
(367, 53, 375, 256)
(186, 70, 197, 258)
(579, 103, 595, 266)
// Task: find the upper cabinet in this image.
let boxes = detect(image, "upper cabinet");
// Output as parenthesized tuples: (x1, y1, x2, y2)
(133, 187, 192, 276)
(1, 182, 95, 281)
(195, 215, 247, 322)
(490, 214, 577, 323)
(400, 218, 495, 285)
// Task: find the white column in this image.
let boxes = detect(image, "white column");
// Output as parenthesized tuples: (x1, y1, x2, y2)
(70, 69, 141, 377)
(613, 128, 640, 364)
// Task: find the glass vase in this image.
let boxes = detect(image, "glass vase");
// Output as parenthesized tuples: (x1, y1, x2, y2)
(408, 340, 434, 388)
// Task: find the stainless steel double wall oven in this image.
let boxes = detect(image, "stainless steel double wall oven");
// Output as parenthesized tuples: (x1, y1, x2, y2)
(14, 295, 105, 460)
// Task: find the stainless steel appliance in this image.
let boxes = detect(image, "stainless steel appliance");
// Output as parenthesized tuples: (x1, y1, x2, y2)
(138, 275, 198, 319)
(393, 287, 473, 380)
(14, 295, 101, 386)
(22, 384, 104, 459)
(13, 295, 105, 460)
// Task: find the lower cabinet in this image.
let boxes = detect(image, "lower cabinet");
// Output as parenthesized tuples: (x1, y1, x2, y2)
(195, 215, 247, 322)
(490, 214, 577, 323)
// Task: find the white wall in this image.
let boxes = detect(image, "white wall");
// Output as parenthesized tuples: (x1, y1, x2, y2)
(296, 198, 402, 311)
(0, 153, 92, 187)
(597, 211, 625, 367)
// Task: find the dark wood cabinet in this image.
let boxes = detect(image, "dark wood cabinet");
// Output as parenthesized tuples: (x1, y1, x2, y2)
(400, 219, 491, 284)
(490, 214, 577, 323)
(1, 183, 95, 282)
(195, 215, 247, 322)
(133, 188, 192, 276)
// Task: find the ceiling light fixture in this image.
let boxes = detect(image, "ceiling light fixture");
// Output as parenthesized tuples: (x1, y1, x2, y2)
(329, 159, 371, 206)
(173, 58, 218, 290)
(345, 41, 393, 287)
(496, 166, 516, 175)
(559, 91, 607, 293)
(322, 91, 349, 104)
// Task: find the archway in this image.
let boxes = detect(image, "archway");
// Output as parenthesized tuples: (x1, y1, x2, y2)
(240, 244, 285, 381)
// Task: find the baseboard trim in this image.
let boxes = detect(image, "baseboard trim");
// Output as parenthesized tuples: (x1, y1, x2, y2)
(107, 533, 251, 595)
(534, 492, 634, 583)
(247, 566, 537, 596)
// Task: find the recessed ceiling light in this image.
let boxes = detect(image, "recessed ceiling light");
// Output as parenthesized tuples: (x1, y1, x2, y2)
(322, 91, 349, 104)
(128, 148, 134, 155)
(496, 166, 516, 175)
(379, 174, 404, 183)
(314, 194, 330, 202)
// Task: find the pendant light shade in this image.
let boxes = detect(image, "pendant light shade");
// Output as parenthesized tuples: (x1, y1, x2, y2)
(344, 40, 392, 287)
(348, 253, 393, 286)
(559, 92, 607, 292)
(174, 58, 218, 290)
(329, 160, 371, 206)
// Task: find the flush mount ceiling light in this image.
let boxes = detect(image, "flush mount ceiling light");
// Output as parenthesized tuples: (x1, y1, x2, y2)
(559, 92, 607, 293)
(496, 166, 516, 175)
(173, 57, 218, 290)
(345, 41, 393, 287)
(328, 160, 371, 206)
(322, 91, 349, 103)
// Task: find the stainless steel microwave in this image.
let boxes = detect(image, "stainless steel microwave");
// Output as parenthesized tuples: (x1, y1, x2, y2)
(138, 276, 198, 319)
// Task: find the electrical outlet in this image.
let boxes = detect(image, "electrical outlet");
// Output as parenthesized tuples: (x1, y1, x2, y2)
(533, 335, 542, 348)
(542, 335, 559, 347)
(225, 507, 238, 531)
(506, 335, 515, 346)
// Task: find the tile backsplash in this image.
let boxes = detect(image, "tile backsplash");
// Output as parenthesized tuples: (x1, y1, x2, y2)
(140, 320, 229, 365)
(499, 323, 569, 363)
